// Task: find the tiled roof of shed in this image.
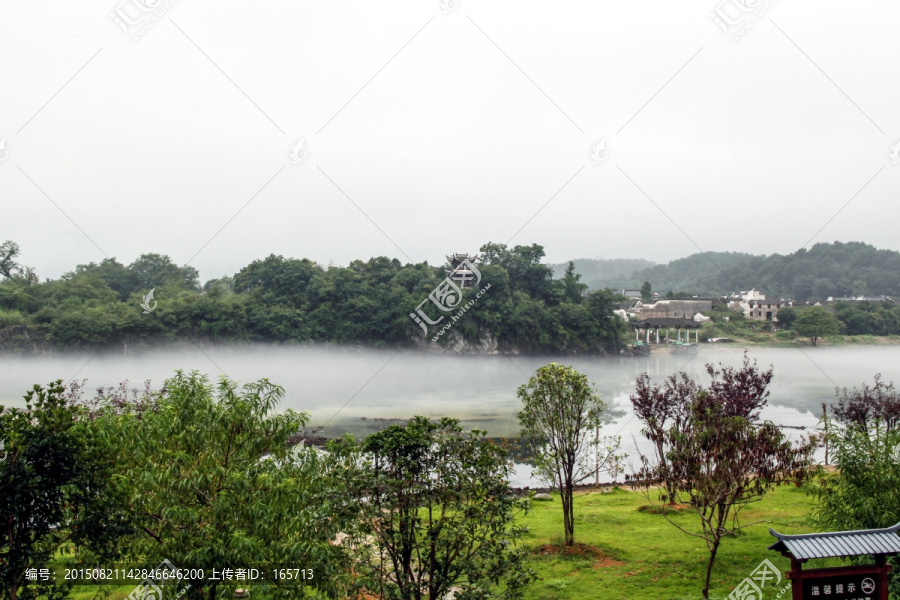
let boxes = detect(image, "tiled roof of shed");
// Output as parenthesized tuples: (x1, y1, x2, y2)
(768, 522, 900, 559)
(630, 318, 703, 327)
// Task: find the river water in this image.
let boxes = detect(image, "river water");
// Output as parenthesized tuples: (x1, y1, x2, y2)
(2, 344, 897, 485)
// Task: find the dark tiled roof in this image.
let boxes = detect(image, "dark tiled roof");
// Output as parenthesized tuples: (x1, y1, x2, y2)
(630, 318, 703, 328)
(768, 523, 900, 559)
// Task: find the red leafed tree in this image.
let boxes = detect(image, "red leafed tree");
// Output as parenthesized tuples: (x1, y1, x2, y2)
(629, 371, 697, 504)
(631, 353, 815, 599)
(831, 373, 900, 434)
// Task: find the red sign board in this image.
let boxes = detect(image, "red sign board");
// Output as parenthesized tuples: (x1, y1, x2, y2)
(801, 573, 877, 599)
(789, 564, 887, 600)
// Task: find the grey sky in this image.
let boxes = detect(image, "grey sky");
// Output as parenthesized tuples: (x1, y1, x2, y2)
(2, 0, 899, 283)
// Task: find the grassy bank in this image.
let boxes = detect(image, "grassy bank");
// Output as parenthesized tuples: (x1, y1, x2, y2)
(519, 484, 825, 600)
(694, 320, 900, 347)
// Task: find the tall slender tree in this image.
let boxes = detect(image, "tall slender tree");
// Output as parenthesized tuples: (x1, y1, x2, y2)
(517, 363, 618, 547)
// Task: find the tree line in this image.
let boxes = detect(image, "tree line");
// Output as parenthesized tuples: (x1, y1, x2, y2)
(0, 241, 628, 354)
(766, 302, 900, 343)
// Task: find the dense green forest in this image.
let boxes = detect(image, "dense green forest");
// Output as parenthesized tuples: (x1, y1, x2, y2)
(0, 241, 627, 354)
(546, 258, 655, 290)
(571, 241, 900, 300)
(4, 240, 900, 354)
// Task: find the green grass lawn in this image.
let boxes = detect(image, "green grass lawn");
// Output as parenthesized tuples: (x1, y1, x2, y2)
(518, 484, 829, 600)
(61, 484, 828, 600)
(697, 324, 900, 347)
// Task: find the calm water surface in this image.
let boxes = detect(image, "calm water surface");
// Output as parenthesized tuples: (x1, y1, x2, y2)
(3, 344, 897, 485)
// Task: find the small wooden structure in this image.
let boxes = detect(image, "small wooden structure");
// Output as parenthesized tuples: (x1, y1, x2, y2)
(446, 252, 478, 289)
(630, 317, 703, 345)
(768, 522, 900, 600)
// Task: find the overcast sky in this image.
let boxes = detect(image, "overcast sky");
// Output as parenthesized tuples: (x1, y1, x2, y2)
(2, 0, 899, 283)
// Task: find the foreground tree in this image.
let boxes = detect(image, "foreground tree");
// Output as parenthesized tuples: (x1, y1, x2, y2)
(0, 381, 129, 600)
(793, 306, 842, 345)
(632, 356, 815, 599)
(813, 376, 900, 596)
(830, 373, 900, 434)
(631, 358, 766, 505)
(329, 417, 534, 600)
(517, 364, 618, 547)
(101, 371, 350, 600)
(629, 372, 698, 504)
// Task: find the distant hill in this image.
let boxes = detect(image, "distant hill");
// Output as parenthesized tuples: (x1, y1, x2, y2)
(557, 242, 900, 301)
(547, 258, 655, 290)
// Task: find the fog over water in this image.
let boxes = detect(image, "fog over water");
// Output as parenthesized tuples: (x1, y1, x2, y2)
(3, 344, 899, 434)
(4, 344, 897, 486)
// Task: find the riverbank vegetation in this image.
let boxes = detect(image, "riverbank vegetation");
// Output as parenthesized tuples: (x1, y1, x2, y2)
(7, 240, 900, 356)
(13, 358, 888, 599)
(694, 300, 900, 347)
(0, 241, 627, 355)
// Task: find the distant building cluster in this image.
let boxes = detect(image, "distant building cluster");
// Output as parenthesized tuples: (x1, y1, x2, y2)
(621, 293, 713, 345)
(633, 299, 712, 321)
(724, 289, 793, 322)
(615, 283, 895, 347)
(619, 290, 712, 324)
(618, 288, 803, 329)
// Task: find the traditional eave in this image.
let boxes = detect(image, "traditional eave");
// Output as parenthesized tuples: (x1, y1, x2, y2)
(768, 522, 900, 560)
(630, 317, 703, 328)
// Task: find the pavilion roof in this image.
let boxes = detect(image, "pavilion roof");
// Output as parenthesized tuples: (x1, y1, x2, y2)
(630, 318, 702, 328)
(768, 522, 900, 559)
